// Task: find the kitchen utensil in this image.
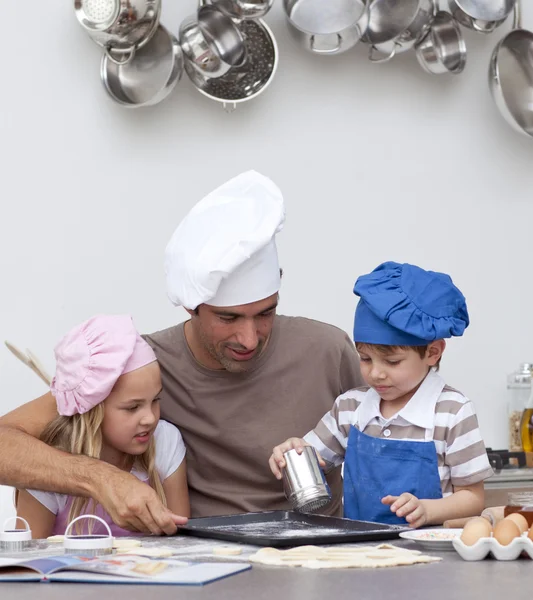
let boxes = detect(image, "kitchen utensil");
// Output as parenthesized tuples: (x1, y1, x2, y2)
(178, 510, 407, 547)
(283, 0, 369, 55)
(184, 18, 277, 112)
(208, 0, 274, 20)
(101, 25, 183, 107)
(364, 0, 436, 63)
(74, 0, 161, 64)
(448, 0, 515, 33)
(25, 350, 52, 386)
(415, 11, 466, 75)
(180, 5, 246, 79)
(489, 0, 533, 137)
(0, 518, 32, 552)
(282, 447, 331, 513)
(399, 528, 463, 551)
(64, 515, 113, 556)
(4, 341, 52, 386)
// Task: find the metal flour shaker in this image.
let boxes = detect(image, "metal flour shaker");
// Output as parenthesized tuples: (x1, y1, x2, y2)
(282, 446, 332, 513)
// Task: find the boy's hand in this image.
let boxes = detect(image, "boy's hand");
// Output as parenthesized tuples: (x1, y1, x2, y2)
(382, 493, 428, 528)
(269, 438, 325, 479)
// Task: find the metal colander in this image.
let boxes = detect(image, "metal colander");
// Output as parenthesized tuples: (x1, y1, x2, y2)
(185, 19, 278, 109)
(77, 0, 119, 29)
(74, 0, 161, 57)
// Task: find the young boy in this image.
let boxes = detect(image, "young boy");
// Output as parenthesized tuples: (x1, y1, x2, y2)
(270, 262, 493, 527)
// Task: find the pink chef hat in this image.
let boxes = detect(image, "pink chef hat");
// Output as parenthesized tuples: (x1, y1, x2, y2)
(50, 315, 157, 416)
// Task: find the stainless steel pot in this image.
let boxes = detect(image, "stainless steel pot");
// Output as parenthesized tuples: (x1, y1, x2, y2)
(208, 0, 274, 20)
(184, 18, 277, 112)
(489, 1, 533, 137)
(282, 447, 331, 513)
(180, 5, 246, 79)
(283, 0, 369, 55)
(101, 25, 183, 108)
(416, 11, 466, 75)
(448, 0, 515, 34)
(365, 0, 436, 63)
(74, 0, 161, 64)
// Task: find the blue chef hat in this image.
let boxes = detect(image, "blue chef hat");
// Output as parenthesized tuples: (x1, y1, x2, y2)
(353, 262, 469, 346)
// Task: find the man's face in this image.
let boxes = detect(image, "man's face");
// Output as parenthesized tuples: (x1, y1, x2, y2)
(188, 293, 278, 373)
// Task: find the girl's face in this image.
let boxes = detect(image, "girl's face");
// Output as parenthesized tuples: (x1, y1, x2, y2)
(101, 362, 162, 462)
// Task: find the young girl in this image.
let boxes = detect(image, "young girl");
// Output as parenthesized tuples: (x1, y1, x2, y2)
(16, 315, 190, 538)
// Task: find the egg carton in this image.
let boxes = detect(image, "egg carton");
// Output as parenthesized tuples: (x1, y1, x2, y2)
(452, 534, 533, 561)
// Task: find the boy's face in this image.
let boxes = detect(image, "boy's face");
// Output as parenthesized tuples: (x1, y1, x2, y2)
(357, 342, 445, 406)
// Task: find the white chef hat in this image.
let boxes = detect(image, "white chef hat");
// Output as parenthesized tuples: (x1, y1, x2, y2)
(165, 170, 285, 310)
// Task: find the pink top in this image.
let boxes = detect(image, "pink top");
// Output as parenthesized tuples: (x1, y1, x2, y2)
(27, 421, 185, 537)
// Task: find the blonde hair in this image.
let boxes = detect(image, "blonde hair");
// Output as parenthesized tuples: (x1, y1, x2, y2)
(40, 404, 166, 533)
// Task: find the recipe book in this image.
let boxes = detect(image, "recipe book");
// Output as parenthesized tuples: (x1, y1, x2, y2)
(0, 554, 251, 585)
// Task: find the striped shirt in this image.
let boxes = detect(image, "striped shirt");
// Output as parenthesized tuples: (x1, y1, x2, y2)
(304, 369, 494, 497)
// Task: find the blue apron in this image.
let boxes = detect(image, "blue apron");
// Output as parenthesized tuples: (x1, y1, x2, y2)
(343, 425, 442, 525)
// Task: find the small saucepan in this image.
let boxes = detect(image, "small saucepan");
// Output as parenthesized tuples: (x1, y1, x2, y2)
(180, 4, 246, 78)
(283, 0, 369, 56)
(365, 0, 436, 63)
(489, 0, 533, 137)
(415, 11, 466, 75)
(448, 0, 515, 34)
(101, 25, 183, 107)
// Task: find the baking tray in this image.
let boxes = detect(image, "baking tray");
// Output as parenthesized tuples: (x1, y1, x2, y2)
(177, 511, 408, 547)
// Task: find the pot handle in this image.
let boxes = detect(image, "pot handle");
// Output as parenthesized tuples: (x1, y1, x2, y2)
(105, 46, 136, 65)
(471, 19, 497, 33)
(309, 34, 342, 54)
(512, 0, 521, 29)
(368, 42, 397, 64)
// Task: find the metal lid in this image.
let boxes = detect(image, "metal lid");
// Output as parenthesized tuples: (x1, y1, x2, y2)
(0, 517, 32, 542)
(64, 515, 113, 551)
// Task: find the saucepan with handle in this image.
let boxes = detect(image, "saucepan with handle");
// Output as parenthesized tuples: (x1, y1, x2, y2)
(448, 0, 516, 34)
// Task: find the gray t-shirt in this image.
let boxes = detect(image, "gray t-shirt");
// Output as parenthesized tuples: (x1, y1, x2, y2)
(144, 315, 363, 518)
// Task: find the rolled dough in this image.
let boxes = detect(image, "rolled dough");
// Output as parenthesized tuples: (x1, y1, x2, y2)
(212, 546, 243, 556)
(249, 544, 441, 569)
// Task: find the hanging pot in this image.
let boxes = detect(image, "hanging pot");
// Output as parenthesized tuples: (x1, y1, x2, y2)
(415, 11, 467, 75)
(184, 19, 278, 112)
(180, 4, 247, 78)
(101, 25, 184, 107)
(74, 0, 161, 65)
(448, 0, 515, 34)
(364, 0, 436, 63)
(283, 0, 369, 55)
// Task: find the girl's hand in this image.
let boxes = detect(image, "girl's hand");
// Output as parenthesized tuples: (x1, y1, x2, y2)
(382, 493, 428, 528)
(269, 438, 325, 479)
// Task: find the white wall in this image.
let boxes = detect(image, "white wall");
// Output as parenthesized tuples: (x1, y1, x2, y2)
(2, 1, 533, 524)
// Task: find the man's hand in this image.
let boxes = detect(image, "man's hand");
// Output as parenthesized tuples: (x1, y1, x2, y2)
(93, 468, 188, 535)
(382, 493, 428, 529)
(269, 438, 325, 479)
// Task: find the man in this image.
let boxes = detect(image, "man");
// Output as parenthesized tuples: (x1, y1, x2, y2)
(0, 171, 363, 535)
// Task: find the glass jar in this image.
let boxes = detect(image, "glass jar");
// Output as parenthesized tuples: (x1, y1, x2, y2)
(507, 363, 533, 451)
(504, 492, 533, 527)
